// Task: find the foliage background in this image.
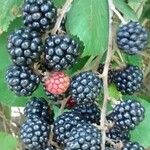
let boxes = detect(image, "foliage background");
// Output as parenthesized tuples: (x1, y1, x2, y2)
(0, 0, 150, 149)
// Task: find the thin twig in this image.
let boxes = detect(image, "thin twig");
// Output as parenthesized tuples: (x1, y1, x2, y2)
(51, 0, 73, 34)
(100, 0, 114, 150)
(111, 5, 126, 24)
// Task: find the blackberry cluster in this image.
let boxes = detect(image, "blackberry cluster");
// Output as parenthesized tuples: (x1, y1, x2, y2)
(53, 112, 85, 145)
(23, 0, 57, 31)
(44, 35, 79, 71)
(122, 142, 144, 150)
(70, 71, 102, 103)
(117, 21, 148, 54)
(72, 102, 101, 124)
(20, 117, 50, 150)
(111, 99, 145, 130)
(106, 126, 131, 142)
(113, 65, 143, 95)
(24, 97, 54, 124)
(6, 65, 40, 96)
(7, 28, 42, 66)
(64, 123, 101, 150)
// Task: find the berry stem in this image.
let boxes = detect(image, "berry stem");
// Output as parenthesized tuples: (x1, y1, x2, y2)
(100, 0, 115, 150)
(111, 4, 126, 24)
(51, 0, 74, 34)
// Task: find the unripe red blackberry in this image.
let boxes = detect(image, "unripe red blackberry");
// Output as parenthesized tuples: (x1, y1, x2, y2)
(6, 65, 40, 96)
(20, 117, 50, 150)
(64, 123, 101, 150)
(44, 71, 70, 95)
(23, 0, 57, 32)
(117, 21, 148, 54)
(44, 35, 79, 71)
(113, 65, 143, 95)
(70, 71, 102, 103)
(24, 97, 54, 124)
(65, 97, 77, 109)
(8, 27, 42, 66)
(111, 99, 145, 130)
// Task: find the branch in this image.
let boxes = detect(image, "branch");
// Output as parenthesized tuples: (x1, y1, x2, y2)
(100, 0, 115, 150)
(111, 4, 126, 24)
(51, 0, 73, 34)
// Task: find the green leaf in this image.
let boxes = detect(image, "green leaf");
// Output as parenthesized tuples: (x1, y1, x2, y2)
(0, 0, 23, 34)
(140, 0, 150, 20)
(53, 0, 66, 7)
(0, 132, 18, 150)
(109, 84, 122, 100)
(66, 0, 109, 57)
(113, 0, 138, 21)
(122, 53, 143, 66)
(0, 18, 47, 107)
(123, 96, 150, 148)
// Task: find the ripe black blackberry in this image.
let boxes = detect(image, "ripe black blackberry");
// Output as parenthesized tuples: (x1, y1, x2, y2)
(53, 112, 85, 146)
(23, 0, 57, 31)
(64, 123, 101, 150)
(122, 142, 144, 150)
(97, 64, 114, 84)
(106, 126, 131, 142)
(44, 35, 79, 71)
(111, 99, 145, 130)
(117, 21, 148, 54)
(72, 102, 101, 124)
(6, 65, 40, 96)
(20, 117, 50, 150)
(24, 97, 54, 124)
(8, 28, 42, 66)
(113, 65, 143, 95)
(70, 71, 102, 103)
(44, 145, 55, 150)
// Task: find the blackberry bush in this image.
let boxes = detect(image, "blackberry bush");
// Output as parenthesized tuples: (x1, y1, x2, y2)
(24, 97, 54, 124)
(113, 65, 143, 95)
(6, 65, 40, 96)
(117, 21, 148, 54)
(53, 112, 85, 146)
(122, 142, 144, 150)
(111, 99, 145, 130)
(70, 71, 102, 103)
(72, 102, 101, 124)
(44, 35, 79, 71)
(23, 0, 57, 31)
(64, 123, 101, 150)
(8, 27, 42, 66)
(20, 117, 50, 150)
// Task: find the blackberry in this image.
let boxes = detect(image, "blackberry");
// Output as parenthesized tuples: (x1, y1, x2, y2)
(24, 97, 54, 124)
(70, 71, 102, 103)
(8, 28, 42, 66)
(117, 21, 148, 54)
(53, 112, 85, 146)
(111, 99, 145, 130)
(64, 123, 101, 150)
(122, 142, 144, 150)
(106, 126, 131, 142)
(20, 117, 50, 150)
(72, 102, 101, 124)
(44, 145, 55, 150)
(113, 65, 143, 95)
(6, 65, 40, 96)
(44, 35, 79, 71)
(23, 0, 57, 31)
(97, 64, 114, 84)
